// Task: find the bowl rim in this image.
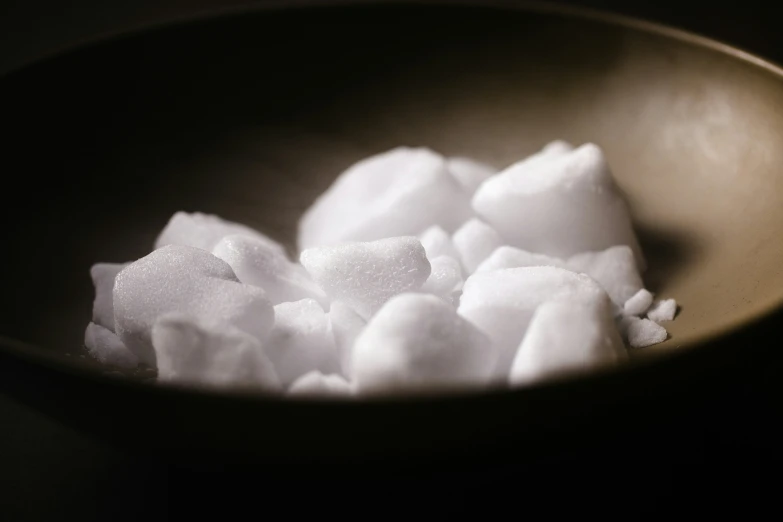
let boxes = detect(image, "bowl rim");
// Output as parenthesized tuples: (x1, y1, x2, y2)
(3, 0, 782, 405)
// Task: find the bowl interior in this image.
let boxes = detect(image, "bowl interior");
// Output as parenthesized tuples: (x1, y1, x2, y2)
(2, 2, 783, 376)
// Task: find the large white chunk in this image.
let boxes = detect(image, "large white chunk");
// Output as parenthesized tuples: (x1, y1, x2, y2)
(288, 371, 353, 397)
(113, 245, 274, 367)
(353, 293, 496, 395)
(459, 266, 607, 380)
(446, 156, 497, 196)
(265, 299, 339, 387)
(567, 246, 644, 306)
(475, 244, 643, 309)
(452, 219, 504, 274)
(84, 322, 139, 369)
(418, 225, 461, 262)
(300, 237, 431, 320)
(472, 143, 644, 268)
(212, 234, 327, 306)
(155, 211, 285, 254)
(90, 262, 129, 332)
(473, 140, 574, 209)
(476, 246, 567, 273)
(421, 255, 464, 304)
(509, 300, 626, 386)
(647, 299, 677, 322)
(297, 147, 473, 250)
(151, 312, 281, 390)
(623, 288, 654, 316)
(328, 301, 366, 378)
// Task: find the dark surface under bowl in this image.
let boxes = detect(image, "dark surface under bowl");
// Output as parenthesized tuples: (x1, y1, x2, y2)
(2, 1, 783, 477)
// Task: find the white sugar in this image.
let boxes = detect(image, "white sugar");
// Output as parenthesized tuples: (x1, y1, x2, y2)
(647, 299, 677, 322)
(353, 293, 496, 395)
(288, 371, 353, 397)
(446, 156, 497, 196)
(567, 246, 644, 307)
(264, 299, 340, 387)
(459, 266, 609, 381)
(300, 236, 430, 320)
(152, 312, 280, 390)
(155, 211, 284, 253)
(476, 245, 644, 310)
(476, 246, 567, 273)
(472, 143, 645, 268)
(212, 234, 327, 307)
(421, 255, 464, 304)
(418, 225, 461, 262)
(623, 288, 654, 316)
(510, 299, 625, 386)
(90, 262, 129, 332)
(86, 141, 681, 397)
(328, 301, 366, 378)
(452, 219, 504, 274)
(621, 316, 668, 348)
(113, 245, 274, 367)
(298, 147, 473, 250)
(84, 322, 139, 369)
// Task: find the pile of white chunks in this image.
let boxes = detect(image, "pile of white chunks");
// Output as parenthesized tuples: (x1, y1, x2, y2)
(84, 141, 677, 397)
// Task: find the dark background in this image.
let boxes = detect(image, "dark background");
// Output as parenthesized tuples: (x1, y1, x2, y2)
(1, 1, 782, 520)
(2, 0, 783, 74)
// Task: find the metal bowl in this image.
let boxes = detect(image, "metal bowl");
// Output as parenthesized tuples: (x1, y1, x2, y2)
(2, 1, 782, 471)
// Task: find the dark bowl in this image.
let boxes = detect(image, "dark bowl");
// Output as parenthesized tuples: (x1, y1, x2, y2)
(2, 0, 783, 473)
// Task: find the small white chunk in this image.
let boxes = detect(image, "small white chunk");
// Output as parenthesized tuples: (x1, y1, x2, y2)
(476, 246, 567, 273)
(421, 256, 464, 303)
(472, 143, 645, 268)
(623, 288, 654, 316)
(90, 262, 130, 332)
(265, 299, 340, 387)
(452, 219, 504, 274)
(446, 156, 497, 196)
(113, 245, 274, 367)
(418, 225, 461, 262)
(300, 237, 431, 320)
(298, 147, 473, 250)
(509, 299, 626, 386)
(154, 211, 285, 253)
(328, 301, 366, 378)
(353, 293, 496, 395)
(647, 299, 677, 322)
(84, 322, 139, 369)
(622, 317, 668, 348)
(212, 234, 328, 307)
(459, 266, 608, 380)
(567, 246, 644, 306)
(151, 312, 281, 390)
(288, 371, 353, 397)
